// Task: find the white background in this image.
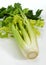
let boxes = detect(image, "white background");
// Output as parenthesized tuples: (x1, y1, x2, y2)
(0, 0, 46, 65)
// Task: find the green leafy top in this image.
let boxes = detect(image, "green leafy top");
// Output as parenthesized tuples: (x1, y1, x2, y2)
(0, 3, 44, 38)
(0, 3, 42, 20)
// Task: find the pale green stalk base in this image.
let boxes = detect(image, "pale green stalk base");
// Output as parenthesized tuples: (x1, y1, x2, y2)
(20, 41, 39, 59)
(12, 24, 39, 59)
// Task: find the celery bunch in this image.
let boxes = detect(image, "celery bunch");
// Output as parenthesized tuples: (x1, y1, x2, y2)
(0, 3, 44, 59)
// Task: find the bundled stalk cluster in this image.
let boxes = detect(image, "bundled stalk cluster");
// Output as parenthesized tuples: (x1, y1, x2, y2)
(0, 3, 44, 59)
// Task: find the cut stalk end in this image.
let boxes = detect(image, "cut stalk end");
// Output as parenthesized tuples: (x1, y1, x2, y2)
(27, 51, 38, 59)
